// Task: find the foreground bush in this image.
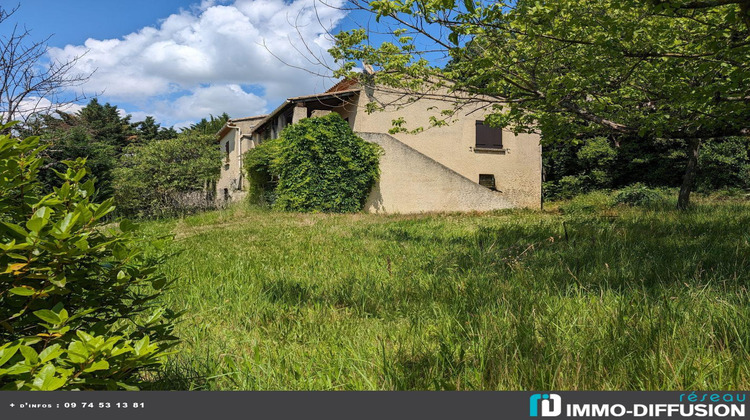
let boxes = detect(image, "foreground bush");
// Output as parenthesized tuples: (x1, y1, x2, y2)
(0, 127, 178, 390)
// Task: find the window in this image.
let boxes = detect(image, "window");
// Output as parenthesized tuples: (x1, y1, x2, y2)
(479, 174, 496, 190)
(225, 140, 230, 163)
(475, 120, 503, 149)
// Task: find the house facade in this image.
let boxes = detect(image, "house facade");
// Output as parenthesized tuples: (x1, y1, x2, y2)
(215, 115, 266, 202)
(216, 80, 542, 213)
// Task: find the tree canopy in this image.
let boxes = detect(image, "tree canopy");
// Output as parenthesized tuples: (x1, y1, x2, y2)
(182, 113, 230, 136)
(330, 0, 750, 207)
(26, 99, 181, 202)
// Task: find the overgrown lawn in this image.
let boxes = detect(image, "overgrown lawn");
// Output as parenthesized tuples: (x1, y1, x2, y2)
(141, 193, 750, 390)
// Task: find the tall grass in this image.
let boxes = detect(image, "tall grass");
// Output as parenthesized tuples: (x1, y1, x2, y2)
(141, 192, 750, 390)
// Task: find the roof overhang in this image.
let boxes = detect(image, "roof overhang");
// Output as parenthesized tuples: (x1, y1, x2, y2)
(250, 89, 360, 135)
(215, 114, 268, 140)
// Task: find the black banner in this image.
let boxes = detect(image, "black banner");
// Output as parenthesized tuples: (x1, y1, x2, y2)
(0, 391, 746, 420)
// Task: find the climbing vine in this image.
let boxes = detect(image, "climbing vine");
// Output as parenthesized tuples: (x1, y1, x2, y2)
(244, 113, 381, 213)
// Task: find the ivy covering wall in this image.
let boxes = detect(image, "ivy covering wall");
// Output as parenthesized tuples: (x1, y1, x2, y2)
(244, 113, 381, 213)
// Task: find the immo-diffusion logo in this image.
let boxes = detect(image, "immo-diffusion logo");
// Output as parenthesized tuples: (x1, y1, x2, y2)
(530, 394, 562, 417)
(527, 392, 746, 418)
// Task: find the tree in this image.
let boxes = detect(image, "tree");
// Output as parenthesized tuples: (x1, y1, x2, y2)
(32, 99, 135, 200)
(76, 98, 133, 153)
(183, 113, 230, 136)
(0, 5, 90, 127)
(133, 116, 178, 144)
(542, 135, 750, 199)
(329, 0, 750, 208)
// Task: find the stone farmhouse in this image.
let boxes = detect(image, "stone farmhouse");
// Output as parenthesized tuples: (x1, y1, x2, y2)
(216, 79, 542, 213)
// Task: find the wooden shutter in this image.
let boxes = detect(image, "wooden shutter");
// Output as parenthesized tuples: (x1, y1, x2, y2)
(475, 121, 503, 149)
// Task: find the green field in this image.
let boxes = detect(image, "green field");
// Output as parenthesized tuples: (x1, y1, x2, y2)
(142, 193, 750, 390)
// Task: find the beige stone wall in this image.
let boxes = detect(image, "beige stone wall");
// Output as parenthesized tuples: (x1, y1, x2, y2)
(361, 133, 516, 213)
(233, 119, 260, 133)
(332, 100, 359, 129)
(216, 116, 266, 202)
(351, 88, 542, 209)
(217, 128, 245, 202)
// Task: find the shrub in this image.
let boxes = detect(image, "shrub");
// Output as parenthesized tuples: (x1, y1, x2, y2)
(577, 137, 616, 184)
(0, 126, 178, 390)
(544, 175, 587, 200)
(273, 113, 381, 213)
(113, 133, 220, 218)
(244, 138, 281, 206)
(613, 183, 663, 206)
(545, 136, 750, 200)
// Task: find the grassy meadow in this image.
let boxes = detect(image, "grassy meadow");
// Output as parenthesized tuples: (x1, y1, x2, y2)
(141, 192, 750, 390)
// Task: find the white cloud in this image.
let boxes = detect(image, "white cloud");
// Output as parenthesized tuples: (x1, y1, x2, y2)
(155, 84, 268, 122)
(47, 0, 346, 126)
(1, 97, 84, 122)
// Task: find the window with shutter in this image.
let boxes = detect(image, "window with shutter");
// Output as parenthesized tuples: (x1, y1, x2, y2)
(475, 120, 503, 149)
(225, 140, 230, 163)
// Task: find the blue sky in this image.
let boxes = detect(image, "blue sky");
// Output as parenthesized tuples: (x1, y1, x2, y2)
(2, 0, 353, 128)
(4, 1, 198, 46)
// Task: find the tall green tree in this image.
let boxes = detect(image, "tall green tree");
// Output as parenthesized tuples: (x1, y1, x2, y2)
(330, 0, 750, 208)
(30, 100, 177, 200)
(543, 136, 750, 199)
(183, 113, 230, 136)
(76, 99, 134, 153)
(132, 116, 178, 144)
(33, 99, 135, 200)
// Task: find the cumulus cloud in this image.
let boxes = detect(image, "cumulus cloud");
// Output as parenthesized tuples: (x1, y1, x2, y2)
(47, 0, 346, 125)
